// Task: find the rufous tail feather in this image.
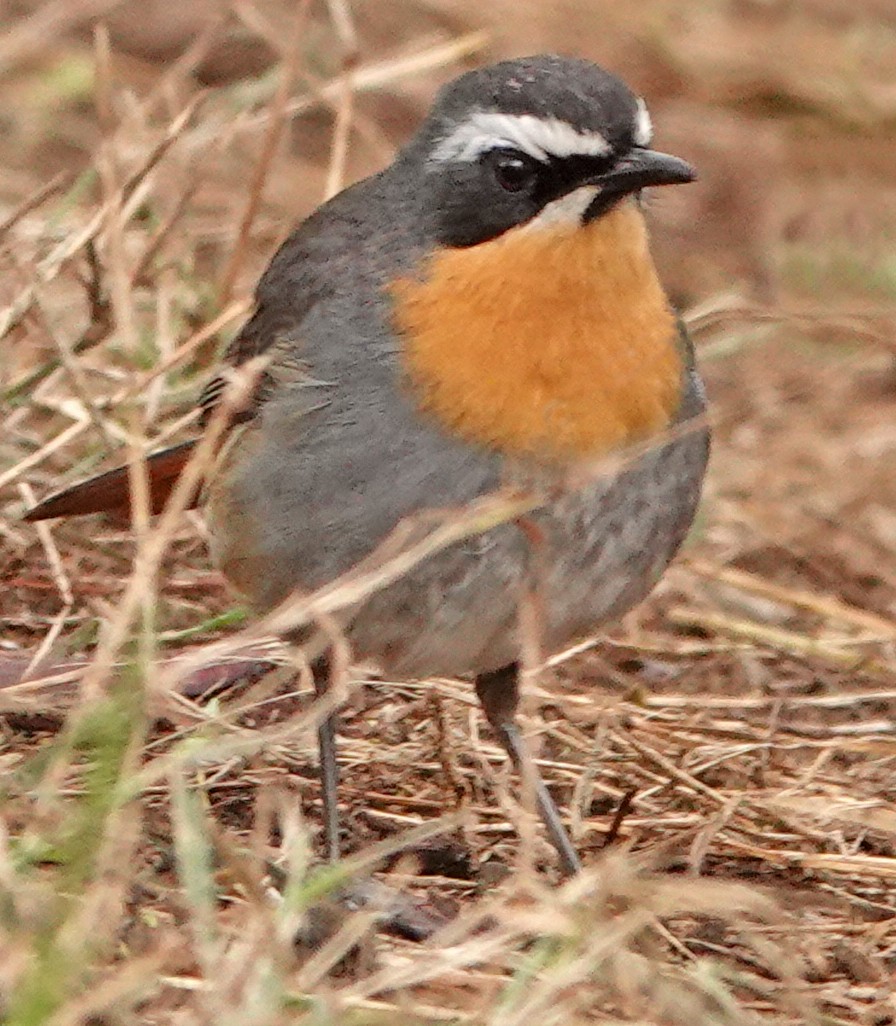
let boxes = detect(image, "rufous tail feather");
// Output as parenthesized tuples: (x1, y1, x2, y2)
(23, 439, 199, 521)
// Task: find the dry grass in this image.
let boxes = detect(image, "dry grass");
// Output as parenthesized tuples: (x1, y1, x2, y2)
(1, 1, 895, 1023)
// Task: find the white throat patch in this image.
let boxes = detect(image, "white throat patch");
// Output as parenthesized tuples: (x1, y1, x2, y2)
(431, 111, 613, 164)
(518, 185, 600, 232)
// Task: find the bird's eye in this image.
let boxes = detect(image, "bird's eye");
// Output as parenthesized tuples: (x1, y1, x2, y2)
(487, 150, 541, 192)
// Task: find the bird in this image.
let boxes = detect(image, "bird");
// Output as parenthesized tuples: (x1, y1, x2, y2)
(25, 54, 710, 878)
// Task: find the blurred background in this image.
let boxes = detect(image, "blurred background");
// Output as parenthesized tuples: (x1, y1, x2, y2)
(1, 4, 896, 1021)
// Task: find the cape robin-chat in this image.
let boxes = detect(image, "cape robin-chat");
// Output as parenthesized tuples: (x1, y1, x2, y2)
(26, 55, 710, 877)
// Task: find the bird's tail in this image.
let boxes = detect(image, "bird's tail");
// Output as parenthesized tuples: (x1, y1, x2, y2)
(23, 439, 200, 522)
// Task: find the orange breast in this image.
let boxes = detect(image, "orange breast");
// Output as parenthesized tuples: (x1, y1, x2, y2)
(391, 202, 681, 463)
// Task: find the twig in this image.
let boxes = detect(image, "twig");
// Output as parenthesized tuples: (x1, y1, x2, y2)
(688, 559, 896, 639)
(0, 172, 73, 239)
(0, 94, 206, 348)
(323, 58, 357, 201)
(17, 482, 74, 676)
(129, 180, 199, 288)
(3, 240, 111, 404)
(2, 301, 248, 492)
(239, 31, 489, 134)
(603, 788, 637, 848)
(219, 0, 312, 304)
(669, 608, 895, 679)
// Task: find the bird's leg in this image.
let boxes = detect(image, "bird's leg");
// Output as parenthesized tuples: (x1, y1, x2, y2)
(305, 656, 448, 941)
(475, 664, 582, 878)
(312, 654, 342, 863)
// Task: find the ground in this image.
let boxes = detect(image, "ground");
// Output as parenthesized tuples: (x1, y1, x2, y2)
(1, 1, 895, 1023)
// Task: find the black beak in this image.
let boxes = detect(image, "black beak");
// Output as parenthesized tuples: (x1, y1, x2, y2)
(583, 148, 696, 222)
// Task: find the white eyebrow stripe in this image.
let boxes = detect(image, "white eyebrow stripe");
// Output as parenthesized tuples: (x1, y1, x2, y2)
(431, 111, 612, 164)
(633, 97, 653, 146)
